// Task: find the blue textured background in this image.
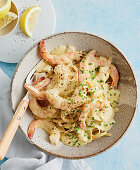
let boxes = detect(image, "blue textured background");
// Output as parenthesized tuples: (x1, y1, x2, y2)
(0, 0, 140, 169)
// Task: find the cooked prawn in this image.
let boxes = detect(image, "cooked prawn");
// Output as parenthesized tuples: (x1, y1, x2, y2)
(79, 97, 110, 128)
(33, 78, 50, 90)
(24, 78, 50, 100)
(26, 85, 47, 100)
(91, 56, 119, 88)
(29, 95, 58, 118)
(91, 56, 111, 68)
(34, 72, 46, 85)
(38, 40, 77, 65)
(79, 104, 90, 128)
(110, 64, 119, 89)
(78, 50, 96, 83)
(28, 119, 60, 145)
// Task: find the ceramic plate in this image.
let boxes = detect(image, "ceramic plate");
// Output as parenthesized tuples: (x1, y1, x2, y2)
(0, 1, 18, 37)
(11, 32, 138, 159)
(0, 0, 56, 63)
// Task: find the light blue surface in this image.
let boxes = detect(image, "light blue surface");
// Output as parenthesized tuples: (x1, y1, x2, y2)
(0, 0, 140, 169)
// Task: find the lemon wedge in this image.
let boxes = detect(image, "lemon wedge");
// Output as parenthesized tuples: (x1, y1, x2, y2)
(19, 6, 41, 37)
(0, 11, 17, 30)
(0, 0, 11, 19)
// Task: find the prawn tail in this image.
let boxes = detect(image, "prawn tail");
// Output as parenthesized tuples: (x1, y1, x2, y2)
(38, 40, 49, 60)
(28, 127, 35, 139)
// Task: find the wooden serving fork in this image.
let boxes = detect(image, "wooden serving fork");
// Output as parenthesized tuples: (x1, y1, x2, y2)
(0, 62, 40, 160)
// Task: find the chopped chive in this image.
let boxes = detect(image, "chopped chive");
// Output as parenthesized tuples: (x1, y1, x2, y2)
(67, 134, 71, 137)
(95, 68, 99, 71)
(77, 110, 82, 114)
(89, 70, 94, 74)
(81, 69, 85, 74)
(78, 121, 81, 124)
(100, 80, 104, 83)
(101, 86, 104, 90)
(72, 134, 75, 139)
(114, 100, 118, 104)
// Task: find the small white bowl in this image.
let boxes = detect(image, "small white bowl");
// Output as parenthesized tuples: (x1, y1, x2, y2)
(0, 1, 18, 37)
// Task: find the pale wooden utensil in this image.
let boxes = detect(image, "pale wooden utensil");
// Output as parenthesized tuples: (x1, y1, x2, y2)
(0, 66, 36, 160)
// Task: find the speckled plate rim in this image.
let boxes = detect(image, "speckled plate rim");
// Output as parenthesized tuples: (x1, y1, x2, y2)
(10, 31, 138, 159)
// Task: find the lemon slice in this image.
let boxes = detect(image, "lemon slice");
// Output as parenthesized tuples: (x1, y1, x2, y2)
(19, 6, 41, 37)
(0, 0, 11, 19)
(0, 11, 17, 30)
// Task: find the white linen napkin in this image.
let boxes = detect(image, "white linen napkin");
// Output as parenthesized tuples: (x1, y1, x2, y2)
(0, 69, 91, 170)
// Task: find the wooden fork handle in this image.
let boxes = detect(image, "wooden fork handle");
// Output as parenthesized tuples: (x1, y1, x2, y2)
(0, 100, 28, 160)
